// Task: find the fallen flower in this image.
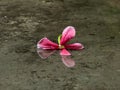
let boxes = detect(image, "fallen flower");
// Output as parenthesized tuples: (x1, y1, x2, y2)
(37, 26, 84, 67)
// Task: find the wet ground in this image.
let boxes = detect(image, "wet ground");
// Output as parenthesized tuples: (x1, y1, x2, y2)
(0, 0, 120, 90)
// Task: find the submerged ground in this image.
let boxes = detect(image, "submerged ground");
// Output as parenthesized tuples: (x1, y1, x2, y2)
(0, 0, 120, 90)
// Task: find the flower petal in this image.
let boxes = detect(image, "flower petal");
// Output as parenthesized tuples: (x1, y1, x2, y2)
(60, 26, 76, 45)
(65, 43, 84, 50)
(61, 55, 75, 67)
(60, 49, 71, 56)
(37, 37, 58, 49)
(37, 48, 56, 59)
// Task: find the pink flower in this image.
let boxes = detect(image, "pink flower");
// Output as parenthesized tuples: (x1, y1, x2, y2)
(37, 26, 84, 67)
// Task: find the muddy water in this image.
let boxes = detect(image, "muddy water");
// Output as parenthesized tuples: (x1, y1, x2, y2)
(0, 0, 120, 90)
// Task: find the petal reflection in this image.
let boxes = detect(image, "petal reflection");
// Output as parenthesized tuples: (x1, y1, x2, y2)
(61, 55, 75, 67)
(37, 48, 56, 59)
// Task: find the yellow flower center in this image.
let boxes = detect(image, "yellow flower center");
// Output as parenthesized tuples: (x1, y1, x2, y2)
(59, 45, 65, 49)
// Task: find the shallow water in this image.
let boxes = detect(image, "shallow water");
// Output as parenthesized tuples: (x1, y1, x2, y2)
(0, 0, 120, 90)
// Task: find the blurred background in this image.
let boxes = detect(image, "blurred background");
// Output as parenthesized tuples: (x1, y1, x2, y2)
(0, 0, 120, 90)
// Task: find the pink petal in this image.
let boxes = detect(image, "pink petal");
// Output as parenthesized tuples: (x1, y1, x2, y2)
(65, 43, 84, 50)
(37, 48, 56, 59)
(37, 37, 58, 49)
(60, 26, 76, 45)
(61, 55, 75, 67)
(60, 49, 71, 56)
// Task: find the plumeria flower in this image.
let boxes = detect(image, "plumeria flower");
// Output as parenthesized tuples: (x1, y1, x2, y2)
(37, 26, 84, 67)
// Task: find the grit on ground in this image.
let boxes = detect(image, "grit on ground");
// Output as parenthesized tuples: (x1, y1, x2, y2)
(0, 0, 120, 90)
